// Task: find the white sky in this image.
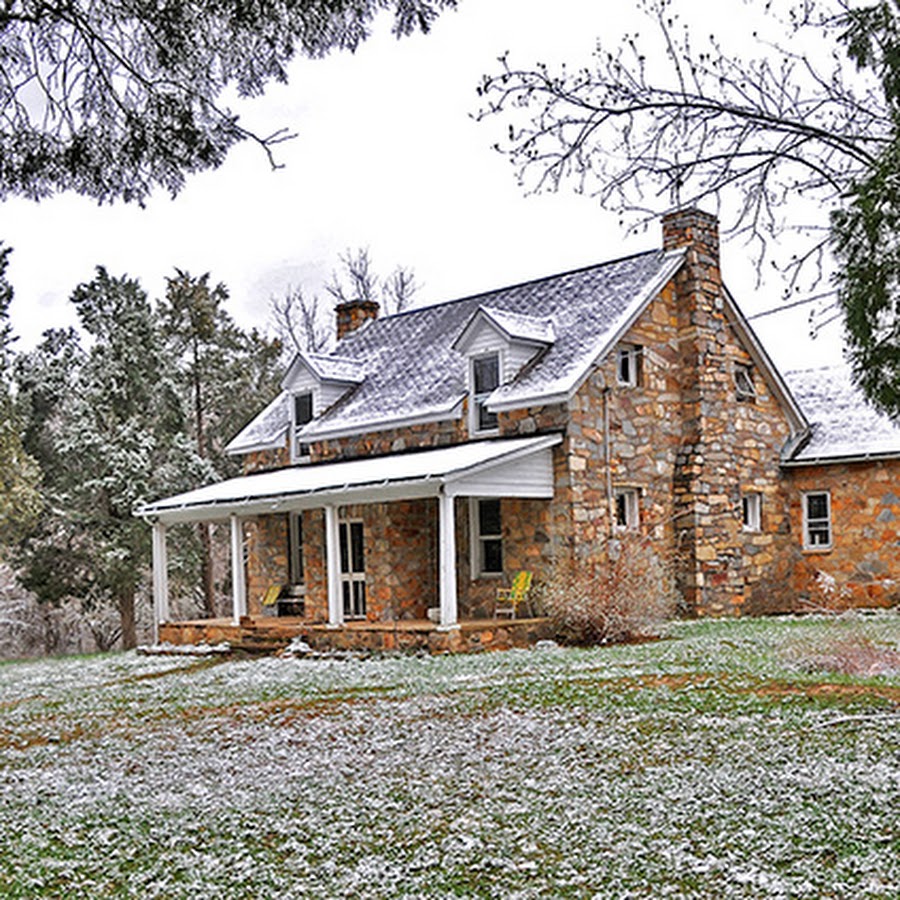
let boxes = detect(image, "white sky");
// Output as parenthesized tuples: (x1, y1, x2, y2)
(1, 0, 845, 372)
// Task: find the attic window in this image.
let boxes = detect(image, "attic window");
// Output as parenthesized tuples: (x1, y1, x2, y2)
(742, 493, 762, 532)
(614, 487, 640, 530)
(471, 353, 500, 434)
(735, 364, 756, 401)
(616, 344, 641, 387)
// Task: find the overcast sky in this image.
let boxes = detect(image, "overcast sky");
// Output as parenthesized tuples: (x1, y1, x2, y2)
(2, 0, 845, 371)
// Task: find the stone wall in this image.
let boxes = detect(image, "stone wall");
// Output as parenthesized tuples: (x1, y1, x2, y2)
(786, 459, 900, 609)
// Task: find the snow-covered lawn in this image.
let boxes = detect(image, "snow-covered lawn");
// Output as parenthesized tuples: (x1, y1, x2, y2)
(0, 615, 898, 898)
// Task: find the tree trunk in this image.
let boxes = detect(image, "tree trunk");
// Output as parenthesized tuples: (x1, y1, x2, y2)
(198, 521, 216, 617)
(118, 590, 137, 650)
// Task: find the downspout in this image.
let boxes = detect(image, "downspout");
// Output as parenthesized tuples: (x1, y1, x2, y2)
(603, 385, 615, 539)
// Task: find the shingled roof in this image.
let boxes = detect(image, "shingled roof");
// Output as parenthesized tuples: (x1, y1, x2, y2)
(784, 366, 900, 463)
(228, 247, 686, 451)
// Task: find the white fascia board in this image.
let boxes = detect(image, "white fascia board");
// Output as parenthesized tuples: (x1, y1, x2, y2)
(722, 286, 809, 436)
(487, 390, 570, 413)
(487, 250, 686, 414)
(298, 396, 466, 442)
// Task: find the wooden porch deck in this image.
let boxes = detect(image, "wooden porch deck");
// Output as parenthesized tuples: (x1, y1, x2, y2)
(158, 615, 554, 655)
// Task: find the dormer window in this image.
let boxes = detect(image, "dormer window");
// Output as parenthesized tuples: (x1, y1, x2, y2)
(616, 343, 642, 387)
(471, 353, 500, 434)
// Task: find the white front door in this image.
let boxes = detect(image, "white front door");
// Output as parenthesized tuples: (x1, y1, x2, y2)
(339, 520, 366, 619)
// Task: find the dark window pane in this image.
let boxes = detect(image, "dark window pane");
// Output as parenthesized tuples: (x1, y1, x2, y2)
(294, 392, 313, 426)
(807, 494, 828, 520)
(479, 499, 501, 536)
(342, 581, 351, 616)
(339, 523, 349, 574)
(289, 514, 304, 583)
(473, 355, 499, 393)
(482, 538, 503, 573)
(350, 522, 365, 573)
(477, 401, 498, 431)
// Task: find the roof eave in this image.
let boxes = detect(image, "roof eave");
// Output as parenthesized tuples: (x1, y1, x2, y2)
(782, 450, 900, 467)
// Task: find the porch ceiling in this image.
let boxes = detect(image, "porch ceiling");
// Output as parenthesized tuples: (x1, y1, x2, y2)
(137, 434, 562, 524)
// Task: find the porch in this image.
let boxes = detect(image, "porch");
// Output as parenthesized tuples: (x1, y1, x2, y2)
(159, 614, 554, 655)
(137, 435, 563, 648)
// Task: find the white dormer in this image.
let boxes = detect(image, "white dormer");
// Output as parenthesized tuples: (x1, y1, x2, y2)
(453, 306, 556, 436)
(281, 352, 366, 461)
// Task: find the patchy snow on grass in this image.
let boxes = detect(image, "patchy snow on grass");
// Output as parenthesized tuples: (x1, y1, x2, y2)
(0, 615, 898, 897)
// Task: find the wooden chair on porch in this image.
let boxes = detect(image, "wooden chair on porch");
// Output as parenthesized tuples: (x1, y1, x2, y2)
(495, 571, 533, 619)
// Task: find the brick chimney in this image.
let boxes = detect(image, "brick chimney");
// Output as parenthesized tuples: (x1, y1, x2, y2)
(336, 299, 380, 340)
(663, 207, 744, 616)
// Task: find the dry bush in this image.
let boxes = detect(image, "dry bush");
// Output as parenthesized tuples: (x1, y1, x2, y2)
(538, 534, 679, 646)
(794, 634, 900, 677)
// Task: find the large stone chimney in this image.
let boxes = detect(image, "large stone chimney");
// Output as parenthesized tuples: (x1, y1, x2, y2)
(663, 207, 744, 616)
(336, 299, 380, 340)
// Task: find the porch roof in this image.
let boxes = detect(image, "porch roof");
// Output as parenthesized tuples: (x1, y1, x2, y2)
(138, 434, 563, 524)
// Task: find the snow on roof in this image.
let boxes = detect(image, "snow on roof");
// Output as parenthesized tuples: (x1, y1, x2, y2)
(226, 392, 290, 454)
(785, 366, 900, 462)
(140, 435, 562, 523)
(473, 307, 557, 345)
(233, 248, 686, 448)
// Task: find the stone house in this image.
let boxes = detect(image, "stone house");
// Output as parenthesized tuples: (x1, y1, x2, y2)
(139, 207, 900, 641)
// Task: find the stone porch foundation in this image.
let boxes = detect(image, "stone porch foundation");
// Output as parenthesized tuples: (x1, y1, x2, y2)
(158, 616, 554, 655)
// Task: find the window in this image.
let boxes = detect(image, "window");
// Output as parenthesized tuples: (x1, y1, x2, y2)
(614, 488, 640, 530)
(471, 354, 500, 433)
(616, 344, 641, 387)
(735, 364, 756, 401)
(472, 498, 503, 576)
(803, 492, 832, 550)
(742, 493, 762, 532)
(288, 513, 304, 584)
(293, 391, 313, 460)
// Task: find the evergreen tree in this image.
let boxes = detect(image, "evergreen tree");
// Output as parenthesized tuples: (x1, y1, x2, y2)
(0, 244, 41, 546)
(16, 269, 210, 648)
(160, 269, 282, 615)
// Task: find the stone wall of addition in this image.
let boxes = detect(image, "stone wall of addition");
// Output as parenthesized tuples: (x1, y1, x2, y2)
(786, 459, 900, 609)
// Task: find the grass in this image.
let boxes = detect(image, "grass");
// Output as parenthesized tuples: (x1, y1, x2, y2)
(0, 614, 898, 897)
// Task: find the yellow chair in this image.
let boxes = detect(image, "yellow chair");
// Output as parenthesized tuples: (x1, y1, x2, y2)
(261, 585, 283, 608)
(495, 571, 533, 619)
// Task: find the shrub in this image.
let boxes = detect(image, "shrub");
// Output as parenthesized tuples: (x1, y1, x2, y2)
(538, 533, 679, 646)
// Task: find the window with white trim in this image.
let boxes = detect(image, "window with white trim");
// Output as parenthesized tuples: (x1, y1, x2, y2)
(614, 487, 640, 531)
(616, 344, 642, 387)
(471, 498, 503, 576)
(292, 391, 313, 460)
(742, 493, 762, 532)
(803, 491, 832, 550)
(735, 364, 756, 401)
(471, 353, 500, 434)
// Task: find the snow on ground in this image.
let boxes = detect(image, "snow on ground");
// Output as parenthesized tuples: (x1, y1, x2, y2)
(0, 615, 898, 897)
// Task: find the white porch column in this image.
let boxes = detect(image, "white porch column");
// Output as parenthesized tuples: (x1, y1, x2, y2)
(230, 514, 247, 625)
(438, 491, 459, 629)
(325, 504, 344, 627)
(151, 521, 169, 644)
